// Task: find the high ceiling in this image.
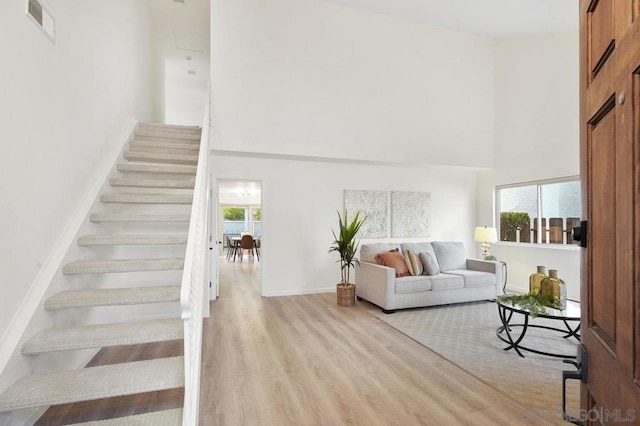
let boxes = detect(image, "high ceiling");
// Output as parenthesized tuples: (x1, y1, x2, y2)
(319, 0, 578, 38)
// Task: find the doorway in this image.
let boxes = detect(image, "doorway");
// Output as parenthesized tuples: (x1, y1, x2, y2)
(216, 179, 262, 295)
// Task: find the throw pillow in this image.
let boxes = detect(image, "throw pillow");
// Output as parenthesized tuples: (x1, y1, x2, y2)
(405, 250, 424, 276)
(403, 250, 415, 276)
(375, 249, 410, 277)
(419, 252, 440, 276)
(431, 241, 466, 271)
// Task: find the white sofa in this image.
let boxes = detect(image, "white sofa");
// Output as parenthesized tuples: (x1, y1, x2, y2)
(355, 241, 504, 313)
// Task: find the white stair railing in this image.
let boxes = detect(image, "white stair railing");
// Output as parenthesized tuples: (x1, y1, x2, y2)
(180, 87, 211, 425)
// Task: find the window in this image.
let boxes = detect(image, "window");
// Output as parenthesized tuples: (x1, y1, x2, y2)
(497, 178, 581, 245)
(222, 205, 261, 242)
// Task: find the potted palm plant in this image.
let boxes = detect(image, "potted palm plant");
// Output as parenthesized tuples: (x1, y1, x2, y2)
(329, 210, 366, 307)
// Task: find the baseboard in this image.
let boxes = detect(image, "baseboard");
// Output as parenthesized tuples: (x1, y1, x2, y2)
(0, 118, 137, 383)
(262, 287, 336, 297)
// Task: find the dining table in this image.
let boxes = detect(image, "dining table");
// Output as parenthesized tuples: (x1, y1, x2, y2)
(230, 236, 260, 261)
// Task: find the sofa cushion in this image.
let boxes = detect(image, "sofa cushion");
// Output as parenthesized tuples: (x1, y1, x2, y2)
(403, 250, 423, 276)
(419, 252, 440, 276)
(395, 275, 432, 294)
(446, 269, 496, 288)
(400, 242, 434, 256)
(432, 241, 466, 271)
(429, 273, 465, 291)
(360, 243, 402, 263)
(375, 250, 410, 277)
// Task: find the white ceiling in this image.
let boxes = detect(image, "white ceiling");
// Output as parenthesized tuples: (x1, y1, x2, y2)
(319, 0, 578, 38)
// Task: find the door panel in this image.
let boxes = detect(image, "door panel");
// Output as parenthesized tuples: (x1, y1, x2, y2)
(588, 105, 617, 352)
(581, 0, 640, 423)
(588, 0, 615, 76)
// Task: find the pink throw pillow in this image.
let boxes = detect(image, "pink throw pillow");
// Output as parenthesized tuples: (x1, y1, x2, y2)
(375, 249, 410, 277)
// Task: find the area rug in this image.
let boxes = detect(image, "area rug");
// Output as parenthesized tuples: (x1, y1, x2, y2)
(371, 301, 580, 424)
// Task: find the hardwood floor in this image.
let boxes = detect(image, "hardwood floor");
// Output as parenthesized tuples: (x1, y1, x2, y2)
(200, 259, 555, 425)
(37, 258, 554, 425)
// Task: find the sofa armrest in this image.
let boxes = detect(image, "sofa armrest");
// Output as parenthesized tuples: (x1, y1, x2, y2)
(466, 259, 505, 296)
(355, 262, 396, 310)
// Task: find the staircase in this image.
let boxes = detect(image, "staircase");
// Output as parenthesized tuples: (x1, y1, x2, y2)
(0, 122, 203, 424)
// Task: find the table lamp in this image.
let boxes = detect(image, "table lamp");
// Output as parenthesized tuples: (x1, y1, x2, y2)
(474, 226, 498, 260)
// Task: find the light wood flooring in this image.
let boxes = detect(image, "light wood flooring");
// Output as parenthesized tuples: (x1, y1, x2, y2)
(37, 258, 555, 425)
(200, 259, 554, 425)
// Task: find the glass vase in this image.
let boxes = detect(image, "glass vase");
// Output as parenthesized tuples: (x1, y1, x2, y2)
(540, 269, 567, 310)
(529, 265, 547, 295)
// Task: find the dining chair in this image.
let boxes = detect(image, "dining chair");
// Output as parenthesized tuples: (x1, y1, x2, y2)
(254, 237, 261, 261)
(239, 234, 256, 261)
(225, 235, 239, 261)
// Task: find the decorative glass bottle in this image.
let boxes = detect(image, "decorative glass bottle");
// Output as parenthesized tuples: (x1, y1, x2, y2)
(529, 265, 547, 295)
(540, 269, 567, 310)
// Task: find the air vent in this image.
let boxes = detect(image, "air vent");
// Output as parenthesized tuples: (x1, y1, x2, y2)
(174, 0, 186, 3)
(187, 70, 196, 75)
(28, 0, 42, 24)
(26, 0, 55, 44)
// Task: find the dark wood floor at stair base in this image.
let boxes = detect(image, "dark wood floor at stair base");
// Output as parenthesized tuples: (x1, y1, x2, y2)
(37, 260, 554, 425)
(34, 340, 183, 425)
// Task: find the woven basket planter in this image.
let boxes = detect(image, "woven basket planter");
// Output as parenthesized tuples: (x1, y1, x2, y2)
(336, 283, 356, 307)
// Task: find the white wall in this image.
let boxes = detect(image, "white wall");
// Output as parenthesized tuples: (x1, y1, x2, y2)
(493, 32, 579, 184)
(211, 0, 495, 168)
(211, 1, 581, 299)
(0, 0, 155, 401)
(480, 32, 581, 298)
(213, 154, 478, 296)
(164, 57, 209, 125)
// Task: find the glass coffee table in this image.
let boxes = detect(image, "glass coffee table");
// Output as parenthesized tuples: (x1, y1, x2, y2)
(496, 298, 581, 358)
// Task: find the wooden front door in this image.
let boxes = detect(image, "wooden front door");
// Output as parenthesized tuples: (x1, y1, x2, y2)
(580, 0, 640, 423)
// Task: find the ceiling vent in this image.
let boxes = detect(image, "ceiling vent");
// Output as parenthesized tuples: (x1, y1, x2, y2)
(26, 0, 55, 44)
(187, 70, 196, 75)
(174, 0, 186, 3)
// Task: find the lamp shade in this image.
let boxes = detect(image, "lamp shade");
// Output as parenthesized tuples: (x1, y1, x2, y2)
(474, 226, 497, 243)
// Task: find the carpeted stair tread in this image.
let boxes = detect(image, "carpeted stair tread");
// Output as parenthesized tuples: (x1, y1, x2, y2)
(133, 135, 200, 148)
(90, 213, 190, 223)
(100, 194, 193, 204)
(109, 177, 195, 189)
(0, 356, 184, 412)
(128, 143, 199, 155)
(62, 258, 184, 275)
(67, 408, 183, 425)
(135, 131, 200, 143)
(77, 234, 188, 246)
(123, 151, 198, 165)
(130, 140, 199, 153)
(137, 122, 200, 134)
(116, 163, 196, 175)
(136, 125, 200, 136)
(21, 319, 183, 355)
(45, 285, 181, 310)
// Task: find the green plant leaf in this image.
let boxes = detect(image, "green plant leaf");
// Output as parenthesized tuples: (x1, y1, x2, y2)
(329, 210, 366, 284)
(497, 292, 558, 318)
